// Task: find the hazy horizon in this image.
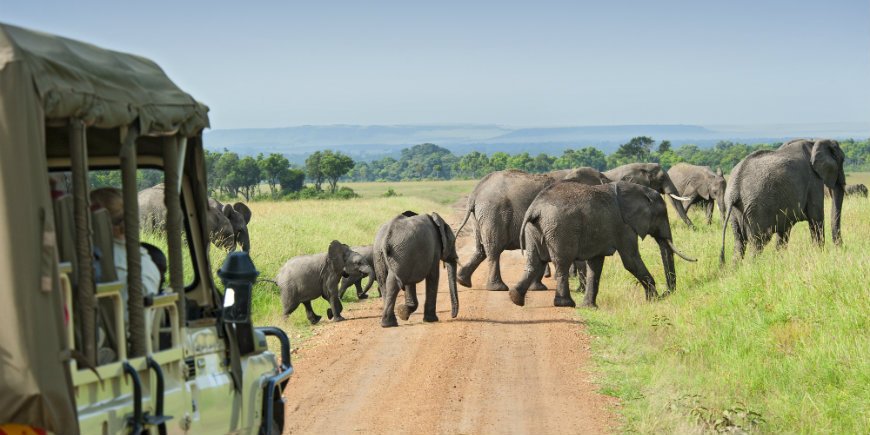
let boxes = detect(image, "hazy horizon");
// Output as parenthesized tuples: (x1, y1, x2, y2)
(3, 1, 868, 129)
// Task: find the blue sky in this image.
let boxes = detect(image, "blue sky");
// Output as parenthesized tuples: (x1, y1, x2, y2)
(2, 0, 868, 129)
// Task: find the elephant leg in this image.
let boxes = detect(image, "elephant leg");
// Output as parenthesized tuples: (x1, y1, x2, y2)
(283, 299, 300, 319)
(509, 252, 547, 307)
(552, 261, 576, 307)
(326, 288, 345, 322)
(705, 201, 714, 225)
(582, 257, 605, 308)
(396, 284, 419, 321)
(380, 275, 400, 328)
(302, 301, 322, 325)
(483, 245, 509, 291)
(543, 263, 552, 278)
(339, 276, 353, 300)
(457, 237, 486, 288)
(355, 281, 367, 299)
(807, 208, 825, 247)
(619, 243, 658, 301)
(731, 214, 747, 261)
(423, 262, 440, 322)
(575, 260, 587, 293)
(775, 227, 792, 250)
(750, 229, 773, 256)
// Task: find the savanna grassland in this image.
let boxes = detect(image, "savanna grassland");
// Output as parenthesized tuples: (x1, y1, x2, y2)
(155, 174, 867, 433)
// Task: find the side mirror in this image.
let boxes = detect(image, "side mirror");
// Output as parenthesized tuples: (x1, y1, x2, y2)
(217, 252, 259, 323)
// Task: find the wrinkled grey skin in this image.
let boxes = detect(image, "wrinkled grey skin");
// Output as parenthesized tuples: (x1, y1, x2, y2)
(339, 245, 376, 299)
(604, 163, 694, 228)
(276, 240, 373, 323)
(510, 181, 696, 308)
(720, 139, 846, 263)
(374, 211, 459, 328)
(138, 184, 252, 252)
(455, 168, 610, 291)
(668, 163, 727, 225)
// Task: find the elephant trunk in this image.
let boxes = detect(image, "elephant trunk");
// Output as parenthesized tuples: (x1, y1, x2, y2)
(663, 178, 694, 228)
(831, 184, 844, 246)
(238, 230, 251, 253)
(446, 261, 459, 318)
(657, 239, 677, 295)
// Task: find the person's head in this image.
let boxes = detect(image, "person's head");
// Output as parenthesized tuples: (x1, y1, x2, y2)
(90, 187, 125, 239)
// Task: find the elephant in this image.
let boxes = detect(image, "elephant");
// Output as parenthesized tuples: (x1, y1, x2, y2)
(720, 138, 846, 263)
(338, 245, 376, 299)
(604, 163, 695, 228)
(276, 240, 373, 323)
(667, 163, 727, 225)
(455, 168, 610, 291)
(845, 183, 868, 198)
(373, 211, 459, 328)
(138, 184, 252, 252)
(509, 180, 697, 308)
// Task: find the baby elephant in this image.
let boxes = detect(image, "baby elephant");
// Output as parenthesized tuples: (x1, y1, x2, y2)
(510, 181, 696, 308)
(276, 240, 373, 323)
(846, 183, 868, 198)
(374, 211, 459, 327)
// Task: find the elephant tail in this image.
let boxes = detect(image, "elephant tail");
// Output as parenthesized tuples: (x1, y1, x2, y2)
(519, 208, 540, 255)
(455, 202, 475, 237)
(719, 203, 734, 266)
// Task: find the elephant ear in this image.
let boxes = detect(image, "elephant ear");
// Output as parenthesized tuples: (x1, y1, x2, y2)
(401, 210, 418, 217)
(810, 139, 846, 189)
(696, 178, 711, 200)
(614, 182, 653, 239)
(429, 212, 458, 262)
(327, 240, 347, 277)
(233, 202, 252, 224)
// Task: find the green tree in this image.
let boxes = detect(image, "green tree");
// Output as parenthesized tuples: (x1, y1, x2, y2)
(277, 168, 305, 193)
(305, 151, 324, 191)
(489, 152, 510, 171)
(237, 156, 262, 201)
(658, 140, 672, 153)
(259, 153, 291, 195)
(320, 150, 355, 193)
(609, 136, 655, 167)
(214, 151, 241, 198)
(456, 151, 490, 178)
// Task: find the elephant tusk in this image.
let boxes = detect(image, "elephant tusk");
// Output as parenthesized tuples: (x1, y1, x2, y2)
(669, 193, 692, 201)
(667, 240, 697, 262)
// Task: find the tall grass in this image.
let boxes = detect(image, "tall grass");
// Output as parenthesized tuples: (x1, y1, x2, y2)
(579, 182, 870, 433)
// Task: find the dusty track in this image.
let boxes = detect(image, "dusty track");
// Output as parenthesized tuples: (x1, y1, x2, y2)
(282, 206, 616, 434)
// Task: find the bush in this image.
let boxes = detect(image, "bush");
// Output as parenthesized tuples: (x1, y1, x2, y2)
(279, 185, 359, 201)
(382, 187, 400, 197)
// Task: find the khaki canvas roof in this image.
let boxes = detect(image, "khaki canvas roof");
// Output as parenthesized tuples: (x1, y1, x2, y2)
(0, 22, 209, 136)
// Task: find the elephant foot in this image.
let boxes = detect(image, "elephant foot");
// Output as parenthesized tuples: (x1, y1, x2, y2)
(332, 315, 346, 322)
(484, 281, 509, 292)
(396, 304, 416, 321)
(509, 288, 525, 307)
(357, 293, 369, 300)
(554, 295, 576, 307)
(326, 308, 333, 320)
(381, 316, 399, 328)
(456, 274, 473, 288)
(581, 301, 598, 309)
(529, 281, 548, 291)
(307, 315, 322, 325)
(422, 313, 439, 322)
(327, 308, 344, 320)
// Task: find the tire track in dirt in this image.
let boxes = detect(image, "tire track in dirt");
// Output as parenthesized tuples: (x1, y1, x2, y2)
(282, 204, 617, 434)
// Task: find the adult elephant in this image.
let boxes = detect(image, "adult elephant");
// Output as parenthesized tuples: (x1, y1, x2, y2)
(604, 163, 694, 228)
(667, 163, 727, 225)
(720, 139, 845, 262)
(374, 211, 459, 327)
(456, 168, 610, 291)
(138, 184, 252, 252)
(510, 180, 696, 308)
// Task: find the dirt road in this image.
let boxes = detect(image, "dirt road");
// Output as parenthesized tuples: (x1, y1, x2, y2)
(282, 209, 616, 434)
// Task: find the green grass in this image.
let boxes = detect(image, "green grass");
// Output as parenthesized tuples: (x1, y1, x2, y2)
(344, 179, 477, 204)
(577, 173, 870, 433)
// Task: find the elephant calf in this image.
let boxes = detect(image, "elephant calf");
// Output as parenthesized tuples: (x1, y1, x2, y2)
(510, 180, 696, 308)
(374, 211, 459, 327)
(276, 240, 373, 323)
(845, 183, 868, 198)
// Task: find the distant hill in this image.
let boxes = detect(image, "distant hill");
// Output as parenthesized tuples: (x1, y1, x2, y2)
(203, 122, 870, 163)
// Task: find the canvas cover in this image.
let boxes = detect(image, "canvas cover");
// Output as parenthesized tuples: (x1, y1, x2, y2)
(0, 22, 210, 432)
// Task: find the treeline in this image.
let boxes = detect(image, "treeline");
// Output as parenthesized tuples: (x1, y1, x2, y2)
(346, 137, 870, 181)
(204, 149, 357, 200)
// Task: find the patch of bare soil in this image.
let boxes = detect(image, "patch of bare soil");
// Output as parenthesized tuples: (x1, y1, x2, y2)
(282, 202, 617, 434)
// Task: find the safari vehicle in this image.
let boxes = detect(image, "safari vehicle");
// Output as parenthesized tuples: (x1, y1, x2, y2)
(0, 23, 291, 434)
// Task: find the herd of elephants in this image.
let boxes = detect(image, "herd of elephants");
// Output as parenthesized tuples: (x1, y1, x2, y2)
(138, 138, 866, 327)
